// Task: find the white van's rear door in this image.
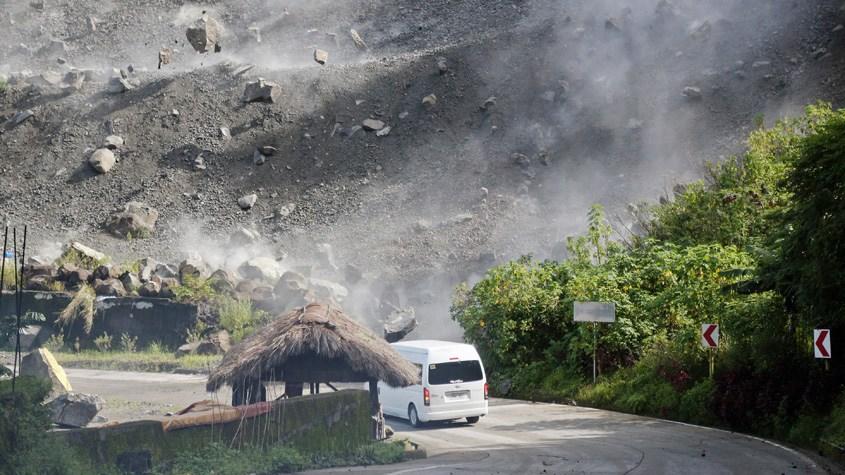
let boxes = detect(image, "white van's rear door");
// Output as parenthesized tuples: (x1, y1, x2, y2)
(427, 359, 486, 411)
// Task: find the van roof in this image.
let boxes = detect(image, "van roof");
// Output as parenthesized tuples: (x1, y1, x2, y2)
(391, 340, 477, 352)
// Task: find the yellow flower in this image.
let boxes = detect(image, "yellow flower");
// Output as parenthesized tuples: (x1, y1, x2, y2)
(479, 320, 486, 328)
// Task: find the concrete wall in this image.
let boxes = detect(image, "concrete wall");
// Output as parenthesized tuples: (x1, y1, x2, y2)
(55, 390, 372, 473)
(1, 291, 198, 349)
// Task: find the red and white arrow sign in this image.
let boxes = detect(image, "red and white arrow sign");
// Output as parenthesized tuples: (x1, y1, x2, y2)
(701, 324, 719, 349)
(814, 329, 831, 359)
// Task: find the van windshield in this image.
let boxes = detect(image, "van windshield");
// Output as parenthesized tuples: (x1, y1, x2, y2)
(428, 360, 483, 385)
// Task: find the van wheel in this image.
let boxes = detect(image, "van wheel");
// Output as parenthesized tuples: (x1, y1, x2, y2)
(466, 416, 480, 424)
(408, 404, 422, 428)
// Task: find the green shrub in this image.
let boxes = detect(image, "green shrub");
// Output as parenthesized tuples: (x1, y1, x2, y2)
(93, 332, 112, 352)
(57, 285, 96, 334)
(119, 332, 138, 352)
(0, 377, 94, 475)
(172, 275, 216, 303)
(677, 379, 716, 426)
(218, 297, 269, 343)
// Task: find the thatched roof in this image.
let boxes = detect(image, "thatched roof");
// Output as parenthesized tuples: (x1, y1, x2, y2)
(207, 303, 419, 391)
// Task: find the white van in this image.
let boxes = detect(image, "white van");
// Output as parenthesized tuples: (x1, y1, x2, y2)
(378, 340, 488, 427)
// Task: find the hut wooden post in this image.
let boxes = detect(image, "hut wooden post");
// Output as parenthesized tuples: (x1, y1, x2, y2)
(369, 379, 384, 440)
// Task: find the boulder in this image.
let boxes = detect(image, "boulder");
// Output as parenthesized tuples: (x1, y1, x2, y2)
(185, 14, 223, 53)
(20, 348, 72, 394)
(107, 201, 159, 238)
(238, 257, 281, 282)
(308, 278, 348, 303)
(63, 70, 85, 90)
(258, 146, 277, 156)
(179, 256, 208, 281)
(158, 47, 173, 69)
(209, 269, 236, 295)
(159, 278, 179, 299)
(251, 285, 275, 302)
(89, 148, 116, 173)
(92, 265, 113, 281)
(422, 94, 437, 109)
(253, 149, 266, 165)
(139, 258, 157, 282)
(62, 242, 106, 269)
(25, 275, 53, 291)
(119, 272, 141, 293)
(362, 119, 385, 131)
(196, 330, 231, 355)
(94, 278, 126, 297)
(436, 56, 448, 75)
(154, 263, 178, 279)
(103, 135, 124, 150)
(238, 194, 258, 210)
(682, 86, 702, 101)
(384, 307, 418, 343)
(107, 76, 133, 94)
(49, 392, 105, 428)
(314, 49, 328, 65)
(60, 265, 91, 286)
(138, 280, 161, 297)
(242, 78, 281, 103)
(176, 341, 200, 357)
(229, 227, 260, 246)
(350, 29, 368, 50)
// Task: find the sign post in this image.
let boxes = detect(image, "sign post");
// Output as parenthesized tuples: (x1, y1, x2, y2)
(700, 324, 719, 378)
(815, 329, 831, 372)
(574, 302, 616, 384)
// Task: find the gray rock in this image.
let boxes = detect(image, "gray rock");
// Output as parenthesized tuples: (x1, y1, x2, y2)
(229, 227, 260, 246)
(8, 110, 34, 127)
(219, 127, 231, 139)
(209, 269, 236, 295)
(185, 14, 223, 53)
(239, 257, 281, 282)
(309, 278, 348, 303)
(376, 126, 392, 137)
(154, 263, 178, 279)
(362, 119, 385, 131)
(103, 135, 124, 150)
(20, 348, 72, 394)
(480, 96, 497, 111)
(196, 330, 231, 355)
(159, 277, 179, 299)
(384, 307, 417, 343)
(176, 341, 200, 357)
(242, 78, 281, 103)
(139, 258, 157, 282)
(422, 94, 437, 108)
(107, 201, 158, 238)
(138, 280, 160, 297)
(350, 29, 368, 50)
(119, 272, 141, 293)
(158, 47, 173, 69)
(107, 76, 133, 94)
(94, 278, 126, 297)
(436, 57, 448, 75)
(89, 148, 116, 173)
(253, 149, 266, 165)
(314, 49, 328, 65)
(258, 146, 277, 156)
(49, 392, 105, 428)
(682, 86, 702, 100)
(512, 153, 530, 168)
(193, 154, 206, 171)
(238, 194, 258, 210)
(179, 256, 208, 281)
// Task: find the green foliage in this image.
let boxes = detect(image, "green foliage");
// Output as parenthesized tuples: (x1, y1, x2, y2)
(154, 441, 404, 475)
(53, 349, 220, 373)
(56, 248, 109, 270)
(0, 259, 15, 291)
(451, 103, 845, 452)
(0, 77, 7, 93)
(0, 377, 94, 475)
(172, 274, 217, 303)
(218, 297, 270, 343)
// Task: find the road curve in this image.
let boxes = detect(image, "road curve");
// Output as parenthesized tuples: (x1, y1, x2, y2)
(310, 399, 824, 475)
(64, 369, 823, 474)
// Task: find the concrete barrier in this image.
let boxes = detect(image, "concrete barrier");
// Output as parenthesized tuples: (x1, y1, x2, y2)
(55, 390, 372, 472)
(1, 291, 198, 349)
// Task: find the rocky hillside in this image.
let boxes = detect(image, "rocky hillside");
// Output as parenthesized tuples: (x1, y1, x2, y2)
(2, 0, 844, 337)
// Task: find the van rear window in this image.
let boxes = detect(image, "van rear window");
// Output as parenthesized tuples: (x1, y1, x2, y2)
(428, 360, 483, 385)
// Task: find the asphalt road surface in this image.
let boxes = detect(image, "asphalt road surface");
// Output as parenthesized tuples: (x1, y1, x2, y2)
(67, 369, 825, 475)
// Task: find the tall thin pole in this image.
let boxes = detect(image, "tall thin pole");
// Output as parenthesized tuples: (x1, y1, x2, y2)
(14, 226, 27, 377)
(0, 226, 7, 317)
(592, 322, 597, 384)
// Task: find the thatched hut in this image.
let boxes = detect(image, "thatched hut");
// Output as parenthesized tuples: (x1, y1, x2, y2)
(206, 303, 419, 439)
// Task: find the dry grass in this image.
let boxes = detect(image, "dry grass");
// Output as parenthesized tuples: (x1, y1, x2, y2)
(207, 303, 419, 391)
(57, 284, 96, 333)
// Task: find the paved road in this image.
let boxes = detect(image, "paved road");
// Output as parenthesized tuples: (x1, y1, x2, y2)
(67, 369, 825, 474)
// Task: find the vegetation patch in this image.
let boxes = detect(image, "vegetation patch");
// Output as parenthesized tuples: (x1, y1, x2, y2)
(452, 103, 845, 452)
(53, 349, 221, 373)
